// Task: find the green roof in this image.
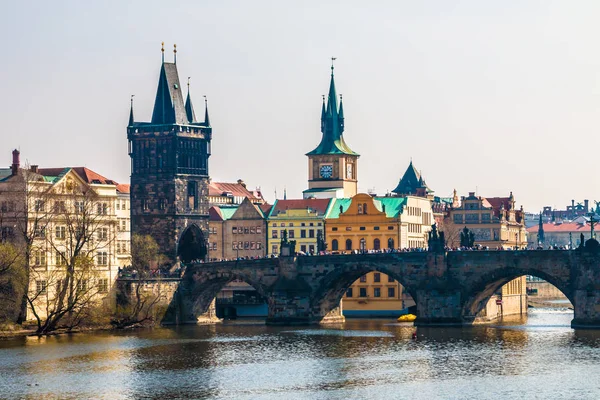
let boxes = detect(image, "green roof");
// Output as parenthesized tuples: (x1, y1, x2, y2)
(219, 206, 239, 220)
(326, 197, 406, 219)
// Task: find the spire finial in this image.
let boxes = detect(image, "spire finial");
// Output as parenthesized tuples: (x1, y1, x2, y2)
(161, 41, 165, 63)
(173, 43, 177, 64)
(187, 76, 190, 90)
(331, 57, 336, 75)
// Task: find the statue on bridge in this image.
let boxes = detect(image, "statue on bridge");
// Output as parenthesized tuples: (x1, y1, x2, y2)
(428, 223, 445, 253)
(460, 227, 475, 248)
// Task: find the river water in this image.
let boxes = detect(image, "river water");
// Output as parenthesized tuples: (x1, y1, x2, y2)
(1, 309, 599, 399)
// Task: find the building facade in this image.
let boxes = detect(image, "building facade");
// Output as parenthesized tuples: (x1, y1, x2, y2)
(304, 64, 359, 199)
(0, 151, 127, 320)
(267, 199, 331, 255)
(208, 180, 265, 206)
(128, 47, 211, 264)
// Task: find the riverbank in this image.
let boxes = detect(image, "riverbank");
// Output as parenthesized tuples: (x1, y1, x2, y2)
(528, 298, 573, 309)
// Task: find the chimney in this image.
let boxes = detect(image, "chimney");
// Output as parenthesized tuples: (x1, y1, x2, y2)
(584, 199, 589, 212)
(30, 165, 38, 173)
(11, 149, 20, 175)
(237, 179, 246, 188)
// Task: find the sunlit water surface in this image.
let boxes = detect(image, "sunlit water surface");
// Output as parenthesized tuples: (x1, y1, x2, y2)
(1, 309, 599, 399)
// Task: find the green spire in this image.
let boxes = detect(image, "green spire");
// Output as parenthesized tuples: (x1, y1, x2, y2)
(306, 60, 358, 156)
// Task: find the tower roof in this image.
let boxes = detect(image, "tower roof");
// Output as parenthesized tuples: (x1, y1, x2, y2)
(185, 80, 196, 123)
(151, 63, 188, 125)
(392, 161, 431, 195)
(306, 64, 358, 156)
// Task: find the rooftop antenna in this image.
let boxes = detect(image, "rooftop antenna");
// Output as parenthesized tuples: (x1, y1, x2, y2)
(161, 41, 165, 63)
(173, 43, 177, 64)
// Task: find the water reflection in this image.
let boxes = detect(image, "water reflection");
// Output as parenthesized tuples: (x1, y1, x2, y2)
(1, 309, 600, 399)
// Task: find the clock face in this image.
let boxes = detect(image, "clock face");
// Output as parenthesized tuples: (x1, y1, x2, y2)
(319, 164, 333, 179)
(346, 164, 353, 179)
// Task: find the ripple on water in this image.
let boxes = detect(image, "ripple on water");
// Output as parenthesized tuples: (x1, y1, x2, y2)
(284, 329, 394, 337)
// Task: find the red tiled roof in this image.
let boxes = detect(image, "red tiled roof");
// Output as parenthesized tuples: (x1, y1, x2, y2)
(38, 167, 117, 185)
(209, 206, 224, 221)
(260, 203, 273, 215)
(208, 181, 259, 201)
(272, 199, 331, 216)
(116, 184, 130, 194)
(527, 222, 591, 233)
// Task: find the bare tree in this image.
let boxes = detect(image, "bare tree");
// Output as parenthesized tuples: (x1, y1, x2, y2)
(0, 242, 26, 322)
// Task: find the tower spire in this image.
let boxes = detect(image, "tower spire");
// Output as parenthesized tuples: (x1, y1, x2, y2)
(128, 95, 135, 127)
(204, 95, 210, 127)
(338, 94, 344, 132)
(320, 95, 326, 132)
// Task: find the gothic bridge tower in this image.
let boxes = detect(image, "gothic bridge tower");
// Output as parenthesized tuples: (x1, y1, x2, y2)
(128, 44, 211, 264)
(304, 61, 359, 199)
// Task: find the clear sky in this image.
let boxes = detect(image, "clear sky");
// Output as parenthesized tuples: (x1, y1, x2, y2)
(2, 1, 600, 211)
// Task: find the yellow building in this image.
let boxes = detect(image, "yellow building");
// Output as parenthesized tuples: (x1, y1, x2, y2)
(266, 199, 331, 255)
(325, 193, 434, 317)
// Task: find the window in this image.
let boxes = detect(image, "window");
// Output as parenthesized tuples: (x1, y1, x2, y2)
(250, 227, 256, 234)
(272, 230, 278, 239)
(159, 199, 167, 210)
(318, 222, 322, 226)
(359, 288, 367, 297)
(232, 227, 238, 234)
(116, 242, 121, 254)
(359, 227, 366, 231)
(280, 223, 285, 227)
(244, 227, 249, 234)
(453, 214, 463, 224)
(360, 275, 367, 283)
(345, 239, 352, 250)
(332, 227, 338, 231)
(388, 287, 395, 297)
(34, 200, 45, 212)
(54, 201, 66, 213)
(289, 230, 295, 238)
(74, 201, 85, 214)
(481, 213, 491, 222)
(387, 226, 394, 230)
(301, 223, 306, 227)
(374, 288, 381, 298)
(309, 229, 314, 238)
(97, 252, 108, 266)
(346, 288, 353, 297)
(357, 204, 363, 214)
(187, 181, 198, 210)
(300, 230, 306, 238)
(98, 278, 108, 293)
(233, 242, 238, 249)
(332, 239, 339, 251)
(34, 226, 46, 238)
(55, 226, 66, 239)
(250, 242, 256, 249)
(374, 238, 381, 250)
(345, 226, 352, 231)
(1, 227, 14, 240)
(122, 220, 127, 231)
(36, 280, 47, 295)
(97, 227, 108, 241)
(256, 227, 262, 234)
(116, 201, 120, 210)
(257, 242, 262, 250)
(388, 276, 395, 283)
(272, 223, 276, 227)
(34, 251, 46, 266)
(300, 245, 307, 253)
(374, 273, 381, 282)
(142, 199, 149, 212)
(272, 244, 278, 254)
(212, 243, 217, 250)
(309, 245, 315, 253)
(77, 279, 88, 293)
(289, 223, 294, 227)
(374, 226, 380, 231)
(56, 251, 66, 266)
(97, 203, 108, 215)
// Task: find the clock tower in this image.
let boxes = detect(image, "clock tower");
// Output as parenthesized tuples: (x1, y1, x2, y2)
(303, 62, 359, 199)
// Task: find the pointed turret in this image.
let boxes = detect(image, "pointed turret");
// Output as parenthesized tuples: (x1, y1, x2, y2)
(204, 96, 210, 127)
(128, 96, 135, 127)
(393, 161, 426, 195)
(338, 94, 344, 131)
(184, 78, 197, 123)
(320, 95, 326, 132)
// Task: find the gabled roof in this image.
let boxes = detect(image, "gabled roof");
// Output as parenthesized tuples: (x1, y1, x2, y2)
(326, 196, 406, 219)
(209, 205, 239, 221)
(151, 62, 188, 125)
(269, 198, 332, 218)
(229, 197, 267, 220)
(116, 184, 130, 194)
(209, 206, 224, 222)
(37, 167, 116, 185)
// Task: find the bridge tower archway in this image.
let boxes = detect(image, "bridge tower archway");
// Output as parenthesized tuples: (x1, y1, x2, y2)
(177, 224, 207, 263)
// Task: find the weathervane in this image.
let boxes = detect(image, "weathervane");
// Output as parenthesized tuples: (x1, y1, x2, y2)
(331, 57, 336, 72)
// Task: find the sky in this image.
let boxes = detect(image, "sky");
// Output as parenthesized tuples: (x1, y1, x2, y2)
(2, 1, 600, 212)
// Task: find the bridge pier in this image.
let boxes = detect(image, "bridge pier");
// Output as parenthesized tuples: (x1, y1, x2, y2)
(414, 289, 464, 326)
(571, 289, 600, 329)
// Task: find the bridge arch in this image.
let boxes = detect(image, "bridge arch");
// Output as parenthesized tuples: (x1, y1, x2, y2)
(185, 270, 270, 320)
(462, 265, 574, 322)
(309, 261, 418, 321)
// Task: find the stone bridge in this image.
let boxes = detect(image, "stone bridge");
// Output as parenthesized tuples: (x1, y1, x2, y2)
(162, 250, 600, 329)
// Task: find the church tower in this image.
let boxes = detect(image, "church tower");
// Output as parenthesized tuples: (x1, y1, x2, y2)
(303, 62, 359, 199)
(128, 44, 211, 263)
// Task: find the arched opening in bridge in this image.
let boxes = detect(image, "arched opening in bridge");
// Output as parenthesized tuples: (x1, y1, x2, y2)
(343, 270, 412, 318)
(190, 272, 269, 321)
(463, 272, 573, 324)
(177, 224, 207, 263)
